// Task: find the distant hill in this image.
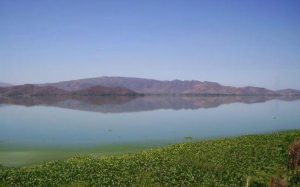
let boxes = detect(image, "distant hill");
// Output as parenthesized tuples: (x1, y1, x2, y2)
(0, 84, 69, 97)
(44, 76, 300, 96)
(0, 84, 140, 97)
(0, 82, 12, 87)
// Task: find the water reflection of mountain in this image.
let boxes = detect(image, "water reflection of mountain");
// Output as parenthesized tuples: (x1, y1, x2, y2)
(0, 95, 299, 113)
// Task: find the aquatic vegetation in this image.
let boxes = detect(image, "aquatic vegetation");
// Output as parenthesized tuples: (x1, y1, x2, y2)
(0, 131, 299, 186)
(0, 144, 154, 167)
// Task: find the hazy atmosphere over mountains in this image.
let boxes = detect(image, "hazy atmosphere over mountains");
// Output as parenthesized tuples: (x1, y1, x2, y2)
(0, 82, 12, 87)
(1, 1, 300, 89)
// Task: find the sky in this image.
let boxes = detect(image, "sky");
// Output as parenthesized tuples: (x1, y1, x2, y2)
(0, 0, 300, 89)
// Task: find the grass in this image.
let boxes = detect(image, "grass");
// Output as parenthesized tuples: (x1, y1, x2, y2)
(0, 131, 300, 186)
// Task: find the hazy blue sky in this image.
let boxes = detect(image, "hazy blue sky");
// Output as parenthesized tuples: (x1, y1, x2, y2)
(1, 0, 300, 89)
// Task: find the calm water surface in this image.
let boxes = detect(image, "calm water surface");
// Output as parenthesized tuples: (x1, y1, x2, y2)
(0, 96, 299, 166)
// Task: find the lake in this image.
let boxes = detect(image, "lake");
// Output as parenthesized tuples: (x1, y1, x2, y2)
(0, 95, 300, 166)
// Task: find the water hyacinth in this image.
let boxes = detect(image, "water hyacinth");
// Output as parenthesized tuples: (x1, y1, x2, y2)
(0, 131, 299, 186)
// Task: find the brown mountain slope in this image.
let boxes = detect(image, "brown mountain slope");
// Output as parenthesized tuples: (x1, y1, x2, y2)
(0, 84, 140, 97)
(72, 85, 140, 96)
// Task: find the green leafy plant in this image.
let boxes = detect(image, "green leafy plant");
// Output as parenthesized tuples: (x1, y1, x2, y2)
(1, 131, 299, 186)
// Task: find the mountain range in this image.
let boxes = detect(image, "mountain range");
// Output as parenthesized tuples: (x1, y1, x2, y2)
(44, 76, 300, 96)
(0, 76, 300, 96)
